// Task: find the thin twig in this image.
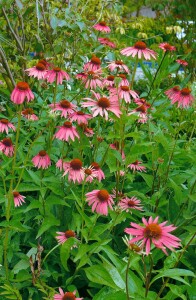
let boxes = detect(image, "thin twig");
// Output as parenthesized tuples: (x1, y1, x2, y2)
(0, 46, 15, 87)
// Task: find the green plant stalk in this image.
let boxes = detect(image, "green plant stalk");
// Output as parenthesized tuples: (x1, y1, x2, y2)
(145, 255, 154, 297)
(4, 105, 22, 279)
(155, 232, 196, 299)
(42, 244, 61, 265)
(125, 254, 132, 300)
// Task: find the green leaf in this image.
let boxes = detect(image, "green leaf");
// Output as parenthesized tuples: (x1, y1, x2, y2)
(150, 268, 195, 286)
(93, 287, 127, 300)
(60, 237, 76, 271)
(36, 216, 60, 238)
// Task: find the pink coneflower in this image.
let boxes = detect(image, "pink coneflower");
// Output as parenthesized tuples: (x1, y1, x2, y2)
(128, 160, 146, 172)
(108, 60, 130, 74)
(124, 216, 181, 255)
(86, 189, 114, 216)
(82, 166, 98, 183)
(118, 74, 130, 86)
(25, 62, 48, 79)
(134, 98, 151, 108)
(129, 104, 149, 123)
(54, 288, 83, 300)
(79, 123, 94, 137)
(90, 162, 105, 182)
(121, 41, 157, 60)
(46, 67, 70, 84)
(22, 108, 39, 121)
(176, 59, 188, 66)
(84, 70, 103, 89)
(63, 158, 84, 183)
(159, 43, 176, 52)
(11, 82, 34, 105)
(56, 230, 76, 244)
(0, 119, 15, 134)
(32, 150, 51, 169)
(110, 141, 125, 160)
(0, 138, 14, 157)
(54, 121, 80, 142)
(119, 196, 143, 212)
(69, 111, 92, 125)
(56, 158, 69, 171)
(165, 86, 180, 102)
(98, 37, 116, 48)
(103, 75, 115, 87)
(93, 21, 111, 33)
(13, 191, 26, 207)
(82, 91, 121, 120)
(111, 86, 139, 103)
(49, 100, 76, 118)
(171, 87, 194, 108)
(83, 56, 102, 72)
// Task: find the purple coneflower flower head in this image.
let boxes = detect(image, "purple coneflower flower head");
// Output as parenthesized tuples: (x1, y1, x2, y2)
(90, 162, 105, 181)
(118, 74, 130, 86)
(111, 86, 139, 103)
(79, 123, 94, 137)
(124, 216, 181, 255)
(121, 41, 157, 60)
(22, 108, 39, 120)
(108, 60, 130, 74)
(165, 86, 180, 102)
(98, 37, 116, 48)
(54, 121, 80, 142)
(128, 160, 146, 172)
(83, 55, 102, 72)
(119, 196, 143, 212)
(46, 67, 70, 84)
(13, 191, 26, 207)
(93, 21, 111, 33)
(103, 75, 115, 87)
(86, 189, 114, 216)
(129, 104, 149, 123)
(0, 138, 14, 157)
(159, 43, 176, 52)
(82, 91, 121, 120)
(49, 100, 76, 118)
(171, 87, 194, 108)
(63, 158, 84, 184)
(54, 288, 83, 300)
(11, 82, 34, 105)
(25, 62, 48, 79)
(56, 230, 76, 244)
(32, 150, 51, 169)
(56, 158, 69, 171)
(176, 59, 188, 66)
(0, 119, 15, 134)
(82, 166, 98, 183)
(69, 111, 92, 125)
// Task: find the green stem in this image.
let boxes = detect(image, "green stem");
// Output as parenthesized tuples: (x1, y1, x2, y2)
(131, 57, 139, 88)
(42, 244, 60, 265)
(126, 254, 132, 300)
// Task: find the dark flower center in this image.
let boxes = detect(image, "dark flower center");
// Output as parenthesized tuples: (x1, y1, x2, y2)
(173, 86, 180, 92)
(38, 59, 47, 66)
(91, 162, 100, 170)
(107, 75, 115, 81)
(134, 41, 147, 50)
(136, 105, 147, 113)
(97, 189, 109, 202)
(128, 200, 135, 207)
(99, 21, 107, 26)
(0, 119, 9, 124)
(62, 292, 76, 300)
(70, 159, 82, 170)
(39, 150, 46, 156)
(77, 111, 85, 116)
(63, 121, 72, 128)
(144, 223, 162, 239)
(2, 138, 12, 147)
(60, 100, 71, 108)
(118, 74, 126, 79)
(129, 243, 141, 252)
(91, 56, 101, 65)
(53, 67, 61, 72)
(22, 108, 34, 115)
(36, 63, 46, 71)
(133, 160, 139, 165)
(121, 86, 129, 91)
(181, 88, 191, 95)
(85, 168, 92, 175)
(13, 191, 19, 197)
(115, 60, 123, 65)
(64, 230, 75, 238)
(17, 82, 29, 90)
(97, 97, 110, 108)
